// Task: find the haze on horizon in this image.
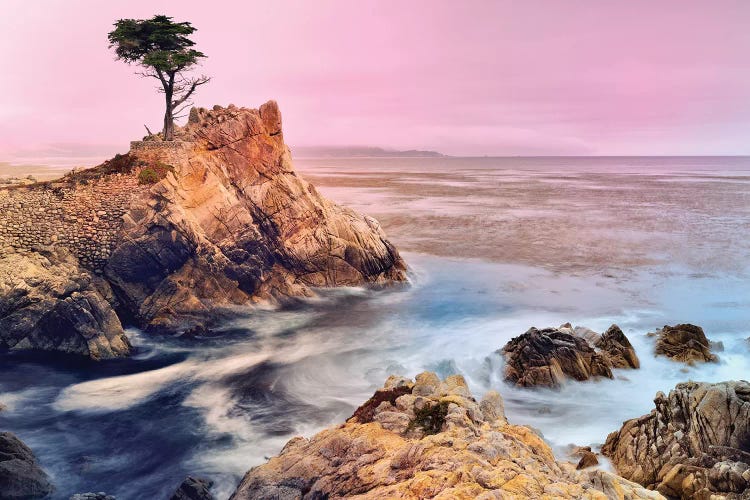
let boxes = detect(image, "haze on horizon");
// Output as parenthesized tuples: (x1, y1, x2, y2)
(2, 0, 750, 163)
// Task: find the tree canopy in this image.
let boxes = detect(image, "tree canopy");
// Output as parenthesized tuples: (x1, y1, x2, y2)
(108, 15, 209, 140)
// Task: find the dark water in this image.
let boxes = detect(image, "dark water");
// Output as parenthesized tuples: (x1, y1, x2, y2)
(2, 157, 750, 499)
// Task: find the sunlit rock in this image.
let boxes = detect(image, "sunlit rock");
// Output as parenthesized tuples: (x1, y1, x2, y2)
(230, 372, 663, 499)
(602, 380, 750, 499)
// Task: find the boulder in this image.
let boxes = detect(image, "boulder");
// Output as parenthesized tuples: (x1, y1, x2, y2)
(500, 327, 614, 388)
(0, 431, 54, 499)
(652, 324, 718, 364)
(602, 380, 750, 499)
(0, 249, 131, 359)
(577, 451, 599, 470)
(169, 476, 214, 500)
(230, 372, 663, 499)
(594, 324, 640, 369)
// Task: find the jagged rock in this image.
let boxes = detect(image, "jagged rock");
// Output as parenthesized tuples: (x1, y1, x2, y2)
(577, 451, 599, 470)
(652, 324, 718, 364)
(104, 101, 407, 333)
(230, 372, 663, 499)
(500, 327, 614, 388)
(0, 248, 131, 359)
(69, 494, 115, 500)
(0, 101, 406, 354)
(0, 431, 54, 499)
(594, 324, 640, 369)
(602, 380, 750, 499)
(169, 476, 214, 500)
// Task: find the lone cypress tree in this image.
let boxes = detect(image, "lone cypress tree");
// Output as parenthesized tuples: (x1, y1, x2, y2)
(108, 15, 210, 141)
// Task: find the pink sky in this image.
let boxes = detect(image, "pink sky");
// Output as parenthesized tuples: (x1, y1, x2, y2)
(2, 0, 750, 160)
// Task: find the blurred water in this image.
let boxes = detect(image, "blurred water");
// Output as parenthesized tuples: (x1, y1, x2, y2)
(1, 156, 749, 499)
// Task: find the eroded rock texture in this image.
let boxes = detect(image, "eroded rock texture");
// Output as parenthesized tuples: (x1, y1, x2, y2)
(0, 101, 406, 355)
(594, 324, 640, 369)
(652, 324, 718, 365)
(602, 381, 750, 499)
(230, 372, 663, 500)
(169, 476, 214, 500)
(500, 324, 639, 388)
(105, 101, 406, 333)
(0, 432, 54, 499)
(0, 248, 131, 359)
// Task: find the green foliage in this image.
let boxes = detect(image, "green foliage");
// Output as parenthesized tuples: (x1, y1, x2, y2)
(107, 15, 204, 73)
(138, 162, 174, 185)
(138, 168, 159, 185)
(107, 15, 210, 140)
(407, 401, 450, 435)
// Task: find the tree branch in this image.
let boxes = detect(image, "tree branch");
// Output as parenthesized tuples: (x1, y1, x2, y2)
(171, 75, 210, 108)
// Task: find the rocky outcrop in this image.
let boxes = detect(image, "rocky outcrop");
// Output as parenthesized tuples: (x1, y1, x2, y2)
(230, 372, 663, 499)
(0, 431, 54, 499)
(0, 101, 406, 355)
(602, 381, 750, 499)
(105, 102, 405, 333)
(577, 451, 600, 470)
(499, 324, 639, 388)
(69, 494, 115, 500)
(594, 324, 640, 369)
(0, 248, 131, 359)
(500, 324, 640, 388)
(651, 324, 718, 364)
(169, 476, 214, 500)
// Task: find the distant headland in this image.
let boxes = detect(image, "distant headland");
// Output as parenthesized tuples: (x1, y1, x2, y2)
(292, 145, 445, 158)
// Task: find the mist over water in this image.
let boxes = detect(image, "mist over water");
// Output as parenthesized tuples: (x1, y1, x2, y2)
(1, 157, 750, 499)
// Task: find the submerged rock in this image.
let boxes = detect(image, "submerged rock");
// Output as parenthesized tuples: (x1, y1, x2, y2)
(602, 380, 750, 499)
(0, 431, 54, 499)
(169, 476, 214, 500)
(652, 323, 718, 364)
(500, 326, 614, 388)
(0, 101, 406, 357)
(0, 249, 131, 359)
(230, 372, 662, 499)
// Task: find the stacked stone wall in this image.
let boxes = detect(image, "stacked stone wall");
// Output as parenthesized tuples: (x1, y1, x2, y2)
(0, 173, 146, 270)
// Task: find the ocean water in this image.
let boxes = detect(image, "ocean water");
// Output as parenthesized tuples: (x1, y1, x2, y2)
(1, 156, 750, 499)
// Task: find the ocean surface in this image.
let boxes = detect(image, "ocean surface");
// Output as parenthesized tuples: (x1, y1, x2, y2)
(1, 156, 750, 499)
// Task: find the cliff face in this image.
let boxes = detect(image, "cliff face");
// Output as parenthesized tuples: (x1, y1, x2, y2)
(603, 381, 750, 499)
(0, 101, 407, 356)
(105, 101, 406, 332)
(0, 249, 131, 359)
(230, 373, 663, 500)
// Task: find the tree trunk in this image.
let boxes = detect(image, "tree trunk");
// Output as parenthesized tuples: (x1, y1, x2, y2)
(163, 75, 175, 141)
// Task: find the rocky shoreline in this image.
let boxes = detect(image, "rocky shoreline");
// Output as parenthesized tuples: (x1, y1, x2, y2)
(3, 319, 745, 499)
(0, 101, 406, 359)
(229, 372, 662, 500)
(0, 105, 746, 499)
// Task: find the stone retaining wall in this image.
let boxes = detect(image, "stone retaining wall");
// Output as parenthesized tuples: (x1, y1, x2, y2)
(0, 173, 146, 270)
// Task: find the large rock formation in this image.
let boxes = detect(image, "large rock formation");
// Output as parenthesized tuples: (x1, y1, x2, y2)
(0, 248, 131, 359)
(230, 372, 663, 500)
(651, 324, 718, 365)
(0, 431, 54, 499)
(602, 381, 750, 499)
(500, 324, 639, 388)
(0, 101, 406, 356)
(105, 101, 406, 333)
